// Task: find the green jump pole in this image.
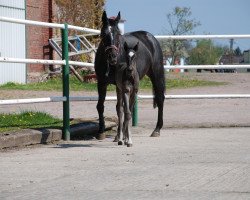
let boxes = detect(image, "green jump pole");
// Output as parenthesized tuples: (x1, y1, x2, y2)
(132, 94, 138, 126)
(61, 23, 70, 141)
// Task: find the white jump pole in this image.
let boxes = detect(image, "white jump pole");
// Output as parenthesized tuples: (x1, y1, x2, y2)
(155, 34, 250, 40)
(1, 94, 250, 105)
(164, 65, 250, 70)
(0, 97, 66, 105)
(0, 57, 94, 68)
(0, 16, 101, 34)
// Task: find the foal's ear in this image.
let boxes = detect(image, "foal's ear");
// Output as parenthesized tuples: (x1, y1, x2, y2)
(124, 41, 128, 52)
(102, 11, 108, 25)
(133, 42, 139, 52)
(115, 11, 121, 23)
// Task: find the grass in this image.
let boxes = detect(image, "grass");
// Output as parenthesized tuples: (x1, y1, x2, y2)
(140, 76, 226, 90)
(0, 111, 62, 133)
(0, 75, 226, 91)
(0, 77, 97, 91)
(167, 78, 225, 89)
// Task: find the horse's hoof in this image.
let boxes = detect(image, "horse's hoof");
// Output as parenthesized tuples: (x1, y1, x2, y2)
(96, 133, 106, 140)
(118, 141, 123, 145)
(127, 143, 133, 147)
(113, 136, 118, 142)
(150, 131, 160, 137)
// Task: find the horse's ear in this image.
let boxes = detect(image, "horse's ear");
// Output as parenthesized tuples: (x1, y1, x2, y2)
(133, 42, 139, 52)
(115, 11, 121, 23)
(102, 11, 108, 25)
(124, 41, 128, 52)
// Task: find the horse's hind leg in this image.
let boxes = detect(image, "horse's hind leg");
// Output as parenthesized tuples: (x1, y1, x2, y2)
(151, 94, 164, 137)
(149, 74, 165, 137)
(96, 81, 107, 140)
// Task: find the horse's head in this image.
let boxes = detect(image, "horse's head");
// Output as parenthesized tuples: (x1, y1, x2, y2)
(124, 41, 139, 76)
(101, 11, 121, 65)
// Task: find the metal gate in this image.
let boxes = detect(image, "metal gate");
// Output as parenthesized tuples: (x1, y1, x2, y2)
(0, 0, 26, 84)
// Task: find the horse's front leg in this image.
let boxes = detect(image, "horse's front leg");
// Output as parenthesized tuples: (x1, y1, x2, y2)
(116, 88, 124, 145)
(96, 81, 107, 140)
(123, 89, 133, 147)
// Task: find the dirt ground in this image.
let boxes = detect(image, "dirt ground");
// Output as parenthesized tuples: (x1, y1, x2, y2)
(1, 73, 250, 128)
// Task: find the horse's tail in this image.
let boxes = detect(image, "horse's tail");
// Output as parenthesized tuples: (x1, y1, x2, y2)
(153, 88, 157, 108)
(152, 75, 166, 109)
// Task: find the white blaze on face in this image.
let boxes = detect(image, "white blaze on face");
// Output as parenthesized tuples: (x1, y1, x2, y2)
(128, 51, 135, 58)
(108, 26, 113, 40)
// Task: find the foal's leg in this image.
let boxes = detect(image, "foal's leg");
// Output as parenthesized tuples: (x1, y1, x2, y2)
(96, 81, 107, 140)
(116, 88, 124, 145)
(123, 89, 133, 147)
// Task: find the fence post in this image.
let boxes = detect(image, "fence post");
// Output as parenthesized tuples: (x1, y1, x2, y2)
(132, 95, 138, 126)
(61, 23, 70, 140)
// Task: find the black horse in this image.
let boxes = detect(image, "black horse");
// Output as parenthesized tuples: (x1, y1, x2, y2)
(94, 11, 165, 140)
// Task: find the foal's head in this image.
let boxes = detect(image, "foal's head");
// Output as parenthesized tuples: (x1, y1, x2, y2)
(101, 11, 121, 65)
(124, 41, 139, 77)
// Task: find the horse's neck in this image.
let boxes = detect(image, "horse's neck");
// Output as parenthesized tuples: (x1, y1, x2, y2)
(117, 36, 126, 59)
(123, 69, 139, 84)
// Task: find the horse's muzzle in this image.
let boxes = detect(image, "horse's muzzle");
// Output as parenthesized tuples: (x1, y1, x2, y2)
(108, 54, 117, 65)
(106, 45, 119, 65)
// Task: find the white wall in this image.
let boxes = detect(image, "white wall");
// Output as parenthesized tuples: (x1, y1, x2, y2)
(0, 0, 26, 84)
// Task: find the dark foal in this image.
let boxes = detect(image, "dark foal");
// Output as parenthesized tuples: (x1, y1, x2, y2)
(94, 11, 165, 141)
(115, 42, 139, 147)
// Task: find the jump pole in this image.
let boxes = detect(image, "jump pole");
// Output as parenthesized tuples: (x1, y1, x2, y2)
(61, 23, 70, 141)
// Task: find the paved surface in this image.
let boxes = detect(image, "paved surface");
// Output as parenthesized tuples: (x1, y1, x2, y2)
(1, 127, 250, 200)
(1, 73, 250, 199)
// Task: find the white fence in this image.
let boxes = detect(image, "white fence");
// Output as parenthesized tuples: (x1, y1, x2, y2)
(0, 16, 98, 68)
(2, 94, 250, 106)
(0, 16, 250, 139)
(155, 34, 250, 70)
(0, 16, 250, 104)
(0, 16, 100, 140)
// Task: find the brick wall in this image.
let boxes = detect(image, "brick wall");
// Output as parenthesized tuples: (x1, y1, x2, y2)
(26, 0, 54, 76)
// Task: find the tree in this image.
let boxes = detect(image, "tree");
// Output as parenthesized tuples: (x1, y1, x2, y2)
(53, 0, 105, 82)
(234, 46, 242, 56)
(160, 7, 200, 64)
(55, 0, 105, 33)
(188, 39, 224, 66)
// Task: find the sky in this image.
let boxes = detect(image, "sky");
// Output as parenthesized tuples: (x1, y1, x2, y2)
(105, 0, 250, 51)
